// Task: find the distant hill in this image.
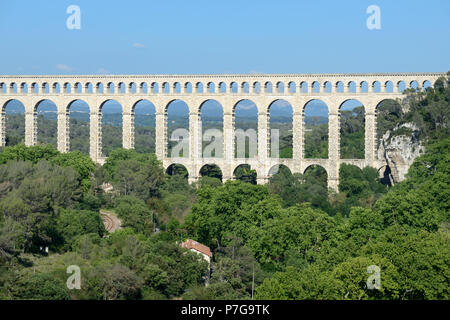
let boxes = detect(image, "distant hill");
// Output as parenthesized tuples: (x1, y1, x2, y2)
(3, 98, 330, 118)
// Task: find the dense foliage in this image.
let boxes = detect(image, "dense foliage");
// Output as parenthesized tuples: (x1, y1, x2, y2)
(0, 76, 449, 300)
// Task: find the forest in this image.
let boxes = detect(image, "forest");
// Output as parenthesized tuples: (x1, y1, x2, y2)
(0, 74, 448, 300)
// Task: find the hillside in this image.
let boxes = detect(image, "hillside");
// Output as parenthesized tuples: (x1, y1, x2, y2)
(0, 74, 448, 300)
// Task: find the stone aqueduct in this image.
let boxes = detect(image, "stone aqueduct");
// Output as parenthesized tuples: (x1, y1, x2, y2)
(0, 73, 445, 190)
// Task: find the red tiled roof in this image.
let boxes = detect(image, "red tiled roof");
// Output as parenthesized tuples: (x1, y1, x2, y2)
(180, 239, 212, 258)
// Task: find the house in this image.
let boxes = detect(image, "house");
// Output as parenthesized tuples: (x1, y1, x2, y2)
(180, 239, 212, 265)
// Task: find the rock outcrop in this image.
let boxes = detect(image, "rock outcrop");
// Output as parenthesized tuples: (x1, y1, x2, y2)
(377, 123, 425, 184)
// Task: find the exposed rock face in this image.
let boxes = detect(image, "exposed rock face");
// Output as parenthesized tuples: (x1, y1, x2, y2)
(377, 123, 425, 184)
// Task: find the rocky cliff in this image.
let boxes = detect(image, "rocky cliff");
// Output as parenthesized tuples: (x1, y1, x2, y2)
(377, 123, 425, 184)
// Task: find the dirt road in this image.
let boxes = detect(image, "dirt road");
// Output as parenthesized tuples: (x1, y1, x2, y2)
(100, 210, 122, 233)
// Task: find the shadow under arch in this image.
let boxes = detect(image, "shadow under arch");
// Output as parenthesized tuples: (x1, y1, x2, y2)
(166, 163, 189, 180)
(303, 99, 329, 159)
(378, 165, 393, 186)
(233, 164, 257, 184)
(268, 99, 293, 159)
(303, 164, 328, 189)
(199, 163, 223, 181)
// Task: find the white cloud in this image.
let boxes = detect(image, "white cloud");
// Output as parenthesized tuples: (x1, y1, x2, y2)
(133, 42, 146, 48)
(97, 68, 109, 74)
(56, 64, 73, 72)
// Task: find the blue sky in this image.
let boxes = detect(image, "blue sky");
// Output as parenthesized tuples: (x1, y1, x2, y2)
(0, 0, 449, 75)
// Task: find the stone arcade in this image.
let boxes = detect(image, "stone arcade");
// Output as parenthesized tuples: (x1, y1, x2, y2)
(0, 73, 444, 191)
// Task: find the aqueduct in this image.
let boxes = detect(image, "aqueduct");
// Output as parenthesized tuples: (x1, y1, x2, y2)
(0, 73, 445, 190)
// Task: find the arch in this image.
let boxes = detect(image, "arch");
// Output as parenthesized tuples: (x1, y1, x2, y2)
(276, 81, 285, 93)
(233, 164, 257, 184)
(42, 82, 50, 94)
(372, 81, 381, 93)
(218, 82, 226, 93)
(106, 82, 115, 94)
(162, 82, 170, 94)
(0, 82, 6, 94)
(128, 82, 137, 94)
(230, 82, 238, 93)
(268, 99, 293, 158)
(199, 99, 223, 158)
(207, 82, 215, 94)
(252, 82, 261, 94)
(2, 99, 25, 146)
(312, 81, 321, 93)
(300, 81, 308, 93)
(173, 82, 181, 94)
(181, 82, 191, 94)
(378, 165, 393, 186)
(133, 99, 156, 154)
(339, 99, 365, 159)
(85, 82, 94, 94)
(199, 164, 223, 181)
(166, 99, 189, 158)
(20, 82, 28, 94)
(360, 81, 369, 93)
(166, 163, 189, 179)
(384, 80, 394, 93)
(335, 81, 344, 93)
(264, 81, 273, 93)
(242, 82, 250, 94)
(347, 81, 356, 93)
(233, 99, 258, 159)
(397, 80, 406, 92)
(67, 99, 90, 154)
(268, 164, 291, 176)
(9, 82, 18, 94)
(100, 99, 123, 157)
(139, 82, 148, 94)
(35, 99, 58, 148)
(196, 82, 204, 94)
(323, 81, 332, 93)
(151, 82, 159, 94)
(303, 99, 329, 159)
(96, 82, 104, 94)
(375, 98, 403, 152)
(118, 82, 126, 94)
(422, 80, 432, 91)
(410, 80, 419, 90)
(74, 82, 83, 94)
(288, 81, 296, 93)
(31, 82, 39, 94)
(303, 164, 328, 190)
